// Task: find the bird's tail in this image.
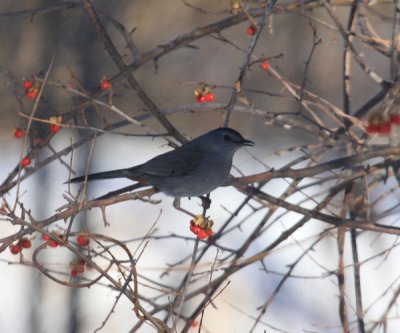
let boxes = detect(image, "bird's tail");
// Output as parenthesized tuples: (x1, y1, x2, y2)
(68, 168, 132, 183)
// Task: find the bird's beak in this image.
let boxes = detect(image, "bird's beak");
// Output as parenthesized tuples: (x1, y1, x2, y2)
(242, 139, 254, 146)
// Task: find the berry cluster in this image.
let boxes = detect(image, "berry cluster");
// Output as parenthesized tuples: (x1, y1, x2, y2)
(194, 85, 216, 104)
(189, 215, 213, 240)
(9, 237, 31, 255)
(42, 232, 65, 248)
(366, 113, 400, 135)
(23, 79, 39, 100)
(69, 258, 91, 277)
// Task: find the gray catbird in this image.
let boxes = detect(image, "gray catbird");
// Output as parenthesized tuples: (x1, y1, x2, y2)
(68, 127, 253, 210)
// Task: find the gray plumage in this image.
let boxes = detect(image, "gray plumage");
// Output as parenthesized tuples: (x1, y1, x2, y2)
(68, 127, 254, 198)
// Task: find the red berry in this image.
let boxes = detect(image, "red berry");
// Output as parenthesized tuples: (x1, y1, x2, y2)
(206, 229, 213, 236)
(76, 234, 90, 247)
(10, 244, 21, 255)
(378, 122, 391, 134)
(70, 269, 79, 277)
(196, 229, 208, 239)
(50, 124, 62, 133)
(26, 88, 39, 100)
(21, 157, 31, 167)
(246, 25, 256, 36)
(391, 114, 400, 124)
(366, 124, 379, 134)
(204, 92, 216, 102)
(261, 61, 270, 70)
(20, 238, 31, 249)
(196, 95, 207, 103)
(190, 224, 200, 234)
(14, 128, 25, 139)
(70, 259, 86, 276)
(49, 240, 59, 248)
(42, 234, 50, 241)
(100, 79, 111, 90)
(23, 80, 33, 90)
(77, 263, 85, 274)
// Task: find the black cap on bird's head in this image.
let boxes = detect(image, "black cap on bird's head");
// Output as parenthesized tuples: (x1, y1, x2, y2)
(198, 127, 254, 148)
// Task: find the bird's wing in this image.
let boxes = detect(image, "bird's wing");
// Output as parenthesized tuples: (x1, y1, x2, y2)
(128, 148, 204, 179)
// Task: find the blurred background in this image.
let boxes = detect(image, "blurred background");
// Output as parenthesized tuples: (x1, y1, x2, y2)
(0, 0, 397, 332)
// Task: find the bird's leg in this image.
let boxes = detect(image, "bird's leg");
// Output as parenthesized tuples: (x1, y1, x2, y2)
(199, 194, 211, 212)
(173, 197, 195, 217)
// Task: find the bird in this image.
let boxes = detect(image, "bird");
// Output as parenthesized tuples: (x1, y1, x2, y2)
(67, 127, 254, 213)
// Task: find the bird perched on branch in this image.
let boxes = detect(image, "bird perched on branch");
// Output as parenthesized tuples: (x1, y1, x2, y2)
(67, 127, 254, 214)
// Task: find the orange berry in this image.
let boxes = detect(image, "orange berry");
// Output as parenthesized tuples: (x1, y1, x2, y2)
(261, 61, 270, 70)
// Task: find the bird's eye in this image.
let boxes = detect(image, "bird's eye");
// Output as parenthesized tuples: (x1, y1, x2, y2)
(223, 134, 232, 141)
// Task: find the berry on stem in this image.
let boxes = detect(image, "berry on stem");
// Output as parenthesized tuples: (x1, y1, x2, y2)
(70, 259, 86, 277)
(100, 78, 111, 90)
(21, 157, 31, 167)
(195, 85, 215, 104)
(20, 238, 32, 249)
(77, 234, 90, 247)
(49, 240, 59, 248)
(50, 124, 62, 133)
(14, 128, 25, 139)
(366, 113, 392, 135)
(261, 61, 270, 71)
(10, 244, 21, 255)
(196, 95, 207, 104)
(26, 88, 39, 100)
(196, 229, 208, 239)
(246, 25, 256, 36)
(23, 80, 33, 90)
(204, 92, 216, 102)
